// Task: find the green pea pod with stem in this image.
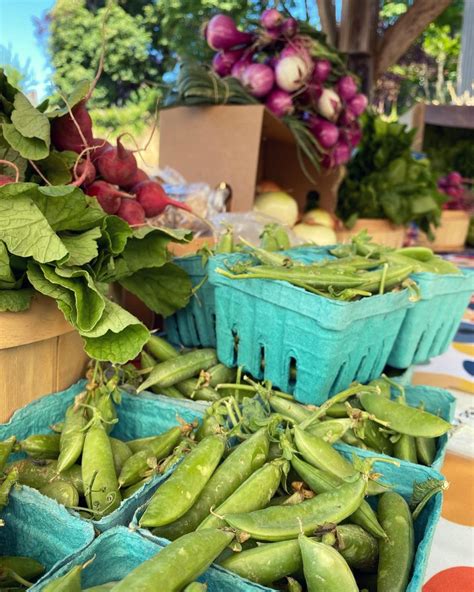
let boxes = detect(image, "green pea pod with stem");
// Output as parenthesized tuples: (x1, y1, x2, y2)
(287, 577, 303, 592)
(123, 476, 151, 499)
(207, 364, 237, 388)
(183, 583, 207, 592)
(83, 584, 118, 591)
(8, 459, 84, 494)
(359, 391, 451, 437)
(291, 456, 385, 538)
(307, 418, 352, 443)
(216, 226, 234, 253)
(220, 538, 301, 586)
(140, 435, 226, 528)
(111, 529, 234, 592)
(137, 349, 218, 393)
(299, 535, 358, 592)
(0, 556, 44, 587)
(89, 391, 117, 434)
(0, 437, 16, 473)
(342, 428, 372, 450)
(0, 467, 18, 509)
(367, 377, 392, 398)
(19, 434, 60, 459)
(153, 428, 269, 540)
(141, 352, 186, 399)
(57, 401, 88, 472)
(176, 378, 220, 402)
(356, 419, 394, 456)
(146, 333, 179, 362)
(198, 458, 287, 529)
(39, 480, 79, 507)
(293, 426, 388, 495)
(224, 472, 367, 541)
(43, 565, 82, 592)
(322, 524, 379, 573)
(269, 394, 314, 423)
(377, 492, 414, 592)
(325, 402, 350, 418)
(394, 433, 417, 463)
(82, 413, 121, 519)
(118, 426, 185, 487)
(127, 435, 163, 454)
(109, 438, 133, 474)
(416, 436, 437, 466)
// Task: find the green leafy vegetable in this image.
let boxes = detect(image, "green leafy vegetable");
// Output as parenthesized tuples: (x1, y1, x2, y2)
(60, 227, 102, 266)
(0, 288, 34, 312)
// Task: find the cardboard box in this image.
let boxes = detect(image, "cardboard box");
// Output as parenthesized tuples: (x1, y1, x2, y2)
(159, 105, 344, 214)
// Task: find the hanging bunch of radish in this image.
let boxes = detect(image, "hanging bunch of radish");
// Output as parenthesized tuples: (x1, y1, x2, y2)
(49, 99, 191, 226)
(205, 10, 368, 168)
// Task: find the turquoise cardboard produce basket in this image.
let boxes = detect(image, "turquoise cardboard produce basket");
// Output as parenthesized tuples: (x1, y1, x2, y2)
(131, 446, 444, 592)
(166, 254, 216, 347)
(0, 380, 206, 532)
(0, 485, 94, 583)
(208, 252, 413, 404)
(388, 270, 474, 368)
(31, 526, 270, 591)
(334, 385, 455, 473)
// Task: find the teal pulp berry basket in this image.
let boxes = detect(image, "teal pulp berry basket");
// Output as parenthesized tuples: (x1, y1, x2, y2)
(334, 385, 455, 473)
(388, 269, 474, 368)
(165, 254, 216, 347)
(32, 526, 270, 592)
(1, 485, 94, 585)
(0, 380, 205, 532)
(208, 252, 413, 404)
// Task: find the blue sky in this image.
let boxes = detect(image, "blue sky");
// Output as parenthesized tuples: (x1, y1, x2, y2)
(0, 0, 55, 100)
(0, 1, 341, 102)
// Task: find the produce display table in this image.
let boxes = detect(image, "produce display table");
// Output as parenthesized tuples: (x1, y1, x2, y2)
(415, 251, 474, 590)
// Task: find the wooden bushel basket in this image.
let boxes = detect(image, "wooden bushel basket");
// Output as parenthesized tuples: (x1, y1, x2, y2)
(0, 295, 89, 421)
(336, 219, 406, 248)
(417, 210, 470, 252)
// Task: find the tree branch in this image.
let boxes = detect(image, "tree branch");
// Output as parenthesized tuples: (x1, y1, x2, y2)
(374, 0, 452, 80)
(316, 0, 337, 47)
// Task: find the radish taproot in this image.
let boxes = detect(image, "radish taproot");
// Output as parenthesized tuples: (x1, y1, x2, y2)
(0, 175, 14, 186)
(73, 159, 96, 186)
(135, 181, 192, 217)
(97, 136, 138, 186)
(51, 100, 94, 153)
(122, 168, 149, 190)
(86, 180, 130, 214)
(117, 198, 146, 226)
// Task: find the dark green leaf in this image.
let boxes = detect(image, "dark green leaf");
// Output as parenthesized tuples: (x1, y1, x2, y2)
(60, 227, 102, 266)
(100, 216, 133, 255)
(0, 288, 34, 312)
(10, 93, 50, 146)
(1, 123, 50, 160)
(35, 152, 73, 185)
(0, 130, 27, 180)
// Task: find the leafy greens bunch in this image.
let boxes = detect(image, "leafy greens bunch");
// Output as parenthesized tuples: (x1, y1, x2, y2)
(337, 112, 446, 238)
(0, 182, 192, 363)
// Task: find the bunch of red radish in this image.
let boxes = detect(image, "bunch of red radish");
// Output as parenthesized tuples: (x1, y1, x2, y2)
(49, 100, 191, 226)
(438, 171, 467, 211)
(206, 10, 368, 168)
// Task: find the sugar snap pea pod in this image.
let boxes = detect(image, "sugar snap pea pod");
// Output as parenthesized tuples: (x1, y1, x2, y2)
(0, 467, 18, 509)
(299, 535, 358, 592)
(19, 434, 60, 459)
(141, 349, 157, 370)
(198, 458, 287, 529)
(176, 378, 220, 402)
(91, 391, 117, 434)
(322, 524, 378, 573)
(360, 420, 394, 455)
(220, 538, 301, 585)
(359, 392, 451, 437)
(377, 492, 414, 592)
(39, 480, 79, 507)
(43, 565, 82, 592)
(140, 435, 226, 528)
(0, 436, 16, 472)
(342, 428, 372, 450)
(216, 226, 234, 253)
(7, 459, 84, 494)
(416, 436, 437, 466)
(269, 395, 313, 423)
(207, 364, 237, 387)
(127, 435, 160, 454)
(183, 583, 207, 592)
(123, 476, 151, 499)
(82, 418, 121, 518)
(307, 419, 352, 443)
(118, 426, 184, 487)
(83, 584, 118, 591)
(367, 377, 391, 398)
(291, 456, 385, 538)
(325, 402, 349, 418)
(0, 556, 45, 587)
(137, 349, 218, 393)
(152, 428, 269, 540)
(109, 438, 133, 474)
(141, 352, 186, 399)
(111, 529, 234, 592)
(300, 384, 372, 427)
(225, 473, 367, 541)
(57, 404, 88, 472)
(294, 426, 387, 495)
(146, 333, 179, 361)
(287, 577, 303, 592)
(393, 433, 417, 463)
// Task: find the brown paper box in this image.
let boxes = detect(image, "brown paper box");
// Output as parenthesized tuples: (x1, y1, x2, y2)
(159, 105, 344, 213)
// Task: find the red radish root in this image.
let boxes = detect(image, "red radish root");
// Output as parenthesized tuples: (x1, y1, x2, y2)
(51, 100, 94, 153)
(86, 180, 131, 214)
(0, 160, 20, 184)
(122, 168, 149, 190)
(73, 159, 96, 187)
(135, 181, 192, 217)
(90, 138, 112, 162)
(97, 135, 138, 186)
(117, 198, 146, 226)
